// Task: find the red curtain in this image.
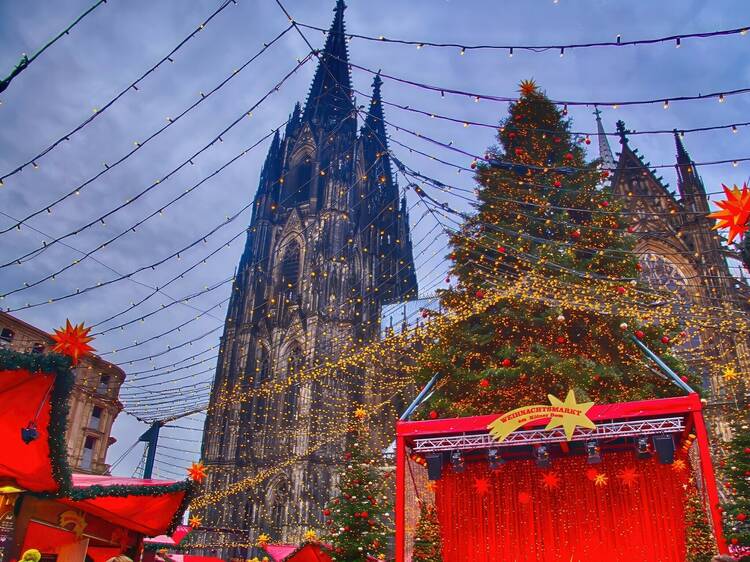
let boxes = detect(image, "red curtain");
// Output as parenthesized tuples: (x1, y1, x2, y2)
(435, 451, 689, 562)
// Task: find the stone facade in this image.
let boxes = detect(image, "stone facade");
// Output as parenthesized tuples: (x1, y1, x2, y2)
(198, 1, 417, 554)
(0, 311, 124, 474)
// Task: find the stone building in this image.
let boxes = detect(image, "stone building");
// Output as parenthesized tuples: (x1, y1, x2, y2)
(198, 0, 417, 554)
(600, 115, 750, 397)
(0, 311, 124, 474)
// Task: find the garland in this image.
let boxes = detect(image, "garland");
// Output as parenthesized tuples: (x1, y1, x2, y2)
(0, 349, 74, 495)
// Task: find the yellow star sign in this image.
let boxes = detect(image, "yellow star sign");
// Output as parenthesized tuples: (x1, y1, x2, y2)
(488, 389, 595, 443)
(545, 390, 596, 440)
(723, 366, 739, 382)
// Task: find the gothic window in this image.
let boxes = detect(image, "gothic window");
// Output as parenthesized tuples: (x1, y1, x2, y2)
(270, 480, 289, 530)
(279, 242, 301, 298)
(254, 346, 270, 388)
(284, 346, 303, 421)
(283, 158, 312, 206)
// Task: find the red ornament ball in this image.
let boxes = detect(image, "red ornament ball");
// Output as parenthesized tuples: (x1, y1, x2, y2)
(585, 137, 591, 145)
(661, 336, 670, 344)
(323, 508, 331, 516)
(479, 378, 490, 388)
(502, 358, 512, 367)
(553, 179, 561, 188)
(571, 230, 581, 239)
(470, 160, 477, 169)
(601, 200, 610, 208)
(475, 289, 485, 299)
(635, 330, 645, 339)
(738, 513, 747, 522)
(556, 336, 567, 344)
(515, 147, 524, 156)
(732, 538, 739, 545)
(428, 410, 438, 419)
(508, 132, 516, 139)
(553, 137, 561, 143)
(564, 152, 574, 161)
(680, 375, 689, 383)
(616, 286, 626, 295)
(498, 246, 506, 254)
(744, 447, 750, 454)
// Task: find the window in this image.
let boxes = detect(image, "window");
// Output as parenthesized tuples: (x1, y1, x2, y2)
(0, 328, 14, 345)
(271, 480, 289, 530)
(284, 347, 303, 421)
(31, 342, 45, 354)
(81, 436, 97, 469)
(279, 243, 301, 296)
(89, 406, 103, 430)
(97, 374, 110, 394)
(282, 160, 312, 206)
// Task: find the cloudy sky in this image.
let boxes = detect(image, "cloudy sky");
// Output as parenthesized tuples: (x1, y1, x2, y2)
(1, 0, 748, 478)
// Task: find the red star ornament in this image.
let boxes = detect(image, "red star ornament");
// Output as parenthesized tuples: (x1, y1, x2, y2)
(616, 467, 639, 487)
(188, 514, 202, 529)
(541, 472, 560, 490)
(52, 320, 95, 365)
(474, 477, 490, 495)
(187, 461, 208, 483)
(709, 183, 750, 242)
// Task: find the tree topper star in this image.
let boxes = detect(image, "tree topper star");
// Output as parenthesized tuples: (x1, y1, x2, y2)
(545, 390, 596, 440)
(519, 79, 538, 96)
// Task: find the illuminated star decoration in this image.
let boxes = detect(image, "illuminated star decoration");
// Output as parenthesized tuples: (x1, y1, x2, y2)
(708, 183, 750, 243)
(188, 514, 202, 529)
(353, 407, 367, 420)
(672, 459, 687, 473)
(541, 472, 560, 490)
(518, 79, 538, 96)
(593, 473, 609, 487)
(545, 390, 596, 440)
(616, 467, 639, 487)
(723, 366, 739, 382)
(303, 529, 318, 542)
(187, 461, 208, 483)
(474, 477, 490, 495)
(256, 533, 271, 549)
(51, 320, 95, 365)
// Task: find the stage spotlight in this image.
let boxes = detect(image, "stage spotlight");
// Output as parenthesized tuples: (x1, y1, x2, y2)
(586, 440, 602, 464)
(426, 453, 444, 481)
(488, 448, 505, 470)
(534, 445, 550, 468)
(636, 436, 651, 459)
(450, 450, 465, 473)
(653, 434, 675, 465)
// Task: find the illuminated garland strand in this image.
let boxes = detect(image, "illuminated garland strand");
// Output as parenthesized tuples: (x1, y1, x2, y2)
(0, 0, 238, 183)
(0, 54, 313, 272)
(298, 20, 750, 54)
(0, 0, 108, 94)
(0, 25, 293, 234)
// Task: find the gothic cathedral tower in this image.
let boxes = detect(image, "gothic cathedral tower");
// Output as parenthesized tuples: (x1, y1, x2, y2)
(198, 1, 417, 554)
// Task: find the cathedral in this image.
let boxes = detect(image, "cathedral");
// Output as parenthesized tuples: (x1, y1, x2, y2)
(198, 0, 417, 555)
(600, 114, 750, 397)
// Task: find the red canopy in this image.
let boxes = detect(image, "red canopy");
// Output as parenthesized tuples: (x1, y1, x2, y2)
(58, 474, 191, 537)
(144, 525, 192, 546)
(280, 544, 332, 562)
(0, 364, 73, 493)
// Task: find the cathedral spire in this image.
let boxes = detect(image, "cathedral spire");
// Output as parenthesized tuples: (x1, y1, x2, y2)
(302, 0, 353, 129)
(594, 108, 615, 171)
(674, 130, 708, 211)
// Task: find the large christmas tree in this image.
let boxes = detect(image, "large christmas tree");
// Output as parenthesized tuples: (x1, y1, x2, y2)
(721, 415, 750, 559)
(414, 80, 695, 417)
(322, 421, 390, 561)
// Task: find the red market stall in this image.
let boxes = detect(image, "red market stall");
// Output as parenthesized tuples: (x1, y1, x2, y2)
(395, 393, 725, 562)
(0, 351, 74, 495)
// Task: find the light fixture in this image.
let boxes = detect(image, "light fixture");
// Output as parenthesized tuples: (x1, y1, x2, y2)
(719, 93, 726, 103)
(450, 450, 465, 473)
(586, 440, 602, 464)
(663, 100, 669, 110)
(508, 47, 514, 57)
(653, 434, 675, 465)
(21, 422, 38, 444)
(488, 448, 505, 470)
(675, 37, 681, 48)
(534, 445, 550, 468)
(636, 436, 651, 459)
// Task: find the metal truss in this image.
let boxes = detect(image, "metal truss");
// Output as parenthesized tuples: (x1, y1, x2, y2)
(411, 416, 685, 453)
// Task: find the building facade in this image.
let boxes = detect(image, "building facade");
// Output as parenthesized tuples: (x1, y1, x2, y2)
(601, 117, 750, 397)
(0, 311, 125, 474)
(198, 0, 417, 553)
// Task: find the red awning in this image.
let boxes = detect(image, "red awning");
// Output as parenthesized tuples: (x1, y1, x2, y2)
(144, 525, 192, 546)
(57, 474, 190, 537)
(0, 366, 72, 493)
(281, 544, 332, 562)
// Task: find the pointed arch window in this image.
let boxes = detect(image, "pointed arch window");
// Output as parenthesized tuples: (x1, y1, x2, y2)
(279, 242, 301, 298)
(271, 480, 289, 530)
(282, 157, 312, 206)
(284, 346, 303, 421)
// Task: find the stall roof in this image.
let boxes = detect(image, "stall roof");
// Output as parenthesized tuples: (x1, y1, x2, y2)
(0, 351, 74, 494)
(57, 474, 192, 537)
(144, 525, 192, 546)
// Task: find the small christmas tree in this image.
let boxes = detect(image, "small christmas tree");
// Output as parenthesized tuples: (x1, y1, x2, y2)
(323, 423, 390, 561)
(721, 416, 750, 553)
(685, 481, 715, 562)
(412, 502, 442, 562)
(413, 80, 694, 417)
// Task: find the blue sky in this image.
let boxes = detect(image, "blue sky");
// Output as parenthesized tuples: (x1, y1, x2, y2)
(1, 0, 749, 478)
